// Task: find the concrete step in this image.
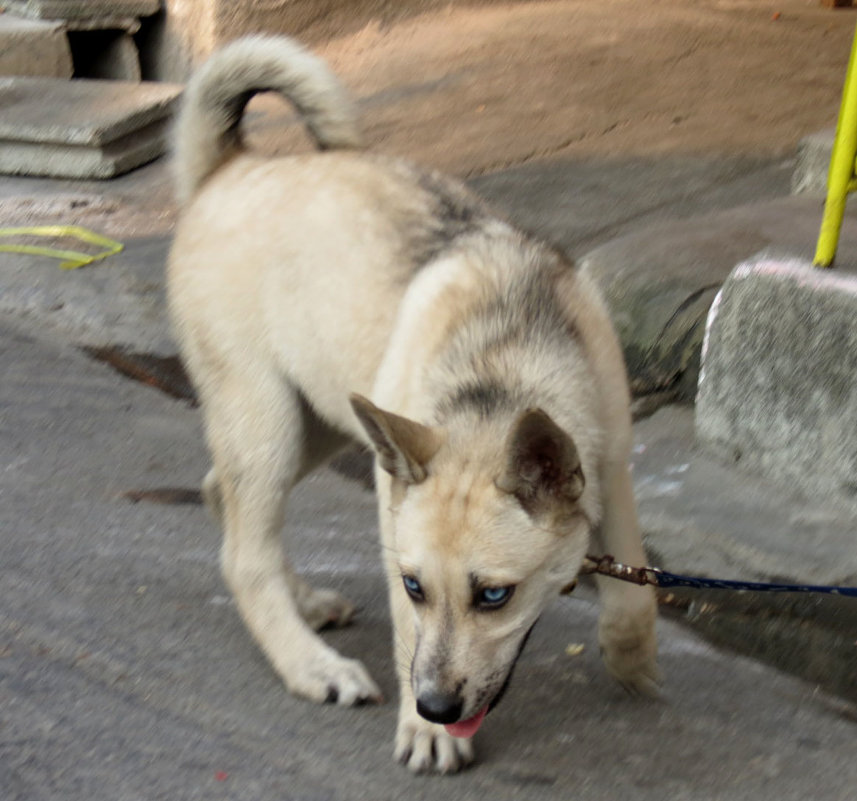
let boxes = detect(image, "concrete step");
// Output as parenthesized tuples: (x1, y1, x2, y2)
(0, 76, 181, 178)
(3, 0, 161, 80)
(2, 0, 160, 24)
(0, 14, 73, 78)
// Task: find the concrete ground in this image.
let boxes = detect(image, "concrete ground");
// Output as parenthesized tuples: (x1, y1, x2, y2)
(3, 314, 857, 801)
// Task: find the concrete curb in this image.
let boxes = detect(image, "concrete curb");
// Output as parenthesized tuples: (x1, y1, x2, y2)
(697, 250, 857, 513)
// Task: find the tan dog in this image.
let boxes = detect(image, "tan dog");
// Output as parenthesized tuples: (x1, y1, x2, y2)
(168, 35, 658, 774)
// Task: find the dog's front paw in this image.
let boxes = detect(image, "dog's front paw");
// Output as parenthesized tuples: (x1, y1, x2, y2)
(287, 645, 382, 706)
(599, 592, 661, 697)
(395, 710, 475, 774)
(295, 584, 356, 631)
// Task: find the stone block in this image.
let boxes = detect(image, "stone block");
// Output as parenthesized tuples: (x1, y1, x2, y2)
(792, 129, 833, 196)
(3, 0, 160, 22)
(696, 251, 857, 508)
(0, 76, 181, 178)
(0, 14, 73, 77)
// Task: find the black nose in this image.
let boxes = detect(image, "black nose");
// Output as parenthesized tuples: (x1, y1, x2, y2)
(416, 691, 463, 724)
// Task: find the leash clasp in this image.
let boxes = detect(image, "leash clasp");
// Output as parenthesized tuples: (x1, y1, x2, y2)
(581, 554, 661, 587)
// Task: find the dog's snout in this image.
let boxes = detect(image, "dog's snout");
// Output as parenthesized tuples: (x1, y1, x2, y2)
(416, 691, 463, 724)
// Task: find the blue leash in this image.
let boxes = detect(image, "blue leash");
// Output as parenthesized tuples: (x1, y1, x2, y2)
(580, 555, 857, 598)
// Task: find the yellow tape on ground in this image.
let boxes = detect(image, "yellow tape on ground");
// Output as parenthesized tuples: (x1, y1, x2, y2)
(0, 225, 124, 269)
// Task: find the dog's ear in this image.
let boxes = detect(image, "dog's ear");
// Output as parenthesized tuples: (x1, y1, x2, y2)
(496, 408, 584, 515)
(349, 393, 444, 484)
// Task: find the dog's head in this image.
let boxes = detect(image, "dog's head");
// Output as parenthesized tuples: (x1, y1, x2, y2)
(351, 394, 592, 736)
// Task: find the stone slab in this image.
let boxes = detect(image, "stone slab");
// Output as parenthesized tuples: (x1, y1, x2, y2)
(696, 251, 857, 510)
(792, 128, 834, 196)
(0, 77, 180, 177)
(0, 14, 72, 77)
(3, 0, 160, 21)
(0, 117, 172, 178)
(0, 77, 181, 145)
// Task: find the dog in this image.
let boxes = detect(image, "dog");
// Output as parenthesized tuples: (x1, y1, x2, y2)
(167, 35, 659, 774)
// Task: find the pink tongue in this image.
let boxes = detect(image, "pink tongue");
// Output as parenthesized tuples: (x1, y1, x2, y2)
(444, 705, 488, 739)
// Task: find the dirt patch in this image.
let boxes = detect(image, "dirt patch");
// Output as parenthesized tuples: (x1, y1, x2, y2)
(247, 0, 857, 176)
(220, 0, 498, 48)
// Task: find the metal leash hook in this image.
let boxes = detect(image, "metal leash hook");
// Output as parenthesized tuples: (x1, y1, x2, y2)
(561, 554, 655, 596)
(580, 554, 660, 587)
(570, 554, 857, 598)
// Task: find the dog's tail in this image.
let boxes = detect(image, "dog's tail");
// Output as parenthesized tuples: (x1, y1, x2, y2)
(173, 35, 363, 204)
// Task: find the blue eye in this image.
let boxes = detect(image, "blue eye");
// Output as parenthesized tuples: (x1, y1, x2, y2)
(476, 585, 514, 610)
(402, 575, 424, 601)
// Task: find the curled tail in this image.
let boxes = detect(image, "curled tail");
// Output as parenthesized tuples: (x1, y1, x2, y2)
(173, 35, 363, 204)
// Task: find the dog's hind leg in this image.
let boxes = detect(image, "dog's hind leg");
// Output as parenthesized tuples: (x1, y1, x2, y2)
(593, 458, 660, 696)
(201, 369, 381, 705)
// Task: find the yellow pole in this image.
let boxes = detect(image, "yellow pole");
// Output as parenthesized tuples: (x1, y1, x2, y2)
(814, 23, 857, 268)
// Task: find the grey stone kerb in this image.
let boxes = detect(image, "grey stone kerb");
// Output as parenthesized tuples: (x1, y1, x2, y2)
(696, 250, 857, 511)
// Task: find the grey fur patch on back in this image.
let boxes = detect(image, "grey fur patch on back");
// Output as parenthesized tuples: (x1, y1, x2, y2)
(436, 380, 516, 420)
(431, 241, 582, 423)
(478, 257, 580, 348)
(399, 166, 491, 271)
